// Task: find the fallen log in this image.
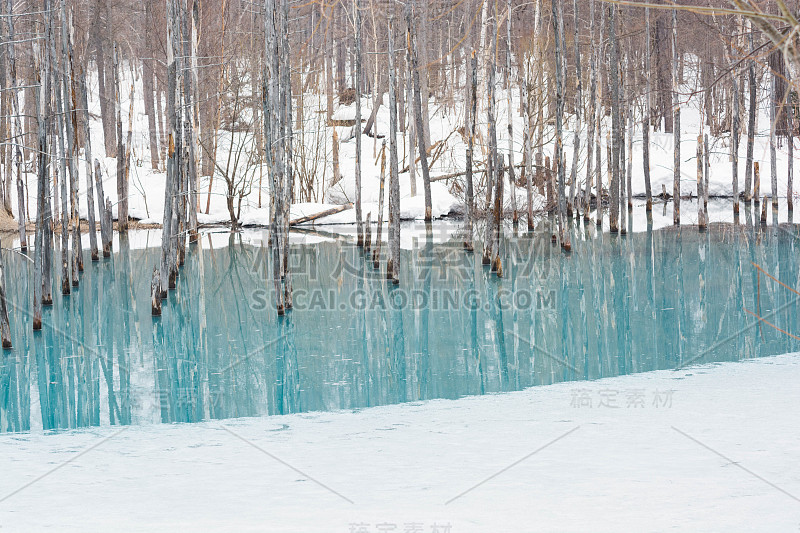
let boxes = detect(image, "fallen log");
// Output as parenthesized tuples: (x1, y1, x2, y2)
(290, 203, 354, 226)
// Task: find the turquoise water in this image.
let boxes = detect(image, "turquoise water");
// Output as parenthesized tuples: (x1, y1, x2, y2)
(1, 217, 799, 433)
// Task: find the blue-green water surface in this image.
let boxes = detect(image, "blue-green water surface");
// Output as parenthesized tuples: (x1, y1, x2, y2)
(1, 218, 798, 433)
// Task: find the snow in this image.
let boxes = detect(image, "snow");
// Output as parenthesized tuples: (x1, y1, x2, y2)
(2, 353, 799, 531)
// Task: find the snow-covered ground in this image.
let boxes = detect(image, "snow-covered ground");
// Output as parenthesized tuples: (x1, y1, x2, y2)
(2, 353, 798, 532)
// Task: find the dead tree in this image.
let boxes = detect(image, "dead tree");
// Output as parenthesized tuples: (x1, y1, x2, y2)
(744, 19, 756, 202)
(407, 0, 432, 221)
(770, 64, 778, 209)
(0, 237, 10, 348)
(465, 51, 477, 250)
(788, 70, 794, 211)
(698, 135, 706, 229)
(80, 71, 99, 261)
(672, 7, 680, 225)
(584, 0, 597, 220)
(387, 17, 400, 285)
(113, 43, 128, 232)
(643, 6, 653, 211)
(355, 0, 364, 247)
(161, 0, 180, 296)
(732, 52, 740, 215)
(608, 4, 620, 233)
(51, 7, 70, 294)
(5, 0, 26, 250)
(568, 0, 582, 218)
(506, 0, 518, 224)
(96, 159, 112, 256)
(373, 140, 386, 268)
(483, 8, 498, 265)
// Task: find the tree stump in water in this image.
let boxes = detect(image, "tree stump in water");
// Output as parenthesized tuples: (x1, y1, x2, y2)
(151, 268, 162, 316)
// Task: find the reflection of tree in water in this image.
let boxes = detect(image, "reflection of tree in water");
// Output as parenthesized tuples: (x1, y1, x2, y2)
(4, 227, 800, 433)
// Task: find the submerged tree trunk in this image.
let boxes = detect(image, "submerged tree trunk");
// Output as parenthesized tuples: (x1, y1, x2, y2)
(81, 71, 99, 261)
(0, 237, 10, 348)
(373, 140, 386, 268)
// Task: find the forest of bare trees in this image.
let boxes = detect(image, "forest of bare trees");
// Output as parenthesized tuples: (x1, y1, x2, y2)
(0, 0, 797, 326)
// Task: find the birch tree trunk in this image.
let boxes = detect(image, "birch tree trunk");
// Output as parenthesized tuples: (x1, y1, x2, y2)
(143, 1, 159, 170)
(465, 51, 477, 250)
(643, 6, 653, 211)
(373, 140, 386, 268)
(161, 0, 179, 296)
(770, 68, 778, 209)
(745, 20, 756, 202)
(568, 0, 582, 219)
(608, 4, 620, 233)
(554, 0, 570, 250)
(62, 2, 82, 280)
(113, 43, 128, 232)
(506, 0, 517, 225)
(80, 71, 99, 261)
(387, 17, 400, 284)
(698, 135, 706, 229)
(0, 237, 10, 348)
(672, 8, 680, 225)
(407, 2, 432, 221)
(788, 69, 794, 211)
(732, 57, 741, 215)
(483, 7, 498, 265)
(584, 0, 597, 220)
(53, 22, 71, 294)
(5, 0, 26, 250)
(523, 55, 535, 229)
(355, 0, 363, 246)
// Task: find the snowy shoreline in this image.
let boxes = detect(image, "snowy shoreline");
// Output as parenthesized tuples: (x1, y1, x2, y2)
(2, 352, 798, 532)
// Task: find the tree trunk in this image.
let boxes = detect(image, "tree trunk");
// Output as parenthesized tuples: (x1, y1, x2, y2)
(98, 0, 116, 157)
(466, 51, 477, 249)
(643, 6, 653, 211)
(770, 67, 778, 208)
(507, 0, 517, 224)
(80, 71, 99, 261)
(143, 1, 159, 169)
(5, 0, 26, 249)
(387, 17, 400, 285)
(745, 21, 756, 202)
(407, 1, 432, 221)
(113, 44, 127, 232)
(373, 140, 386, 268)
(355, 0, 363, 246)
(732, 54, 740, 215)
(608, 5, 620, 233)
(568, 0, 582, 218)
(672, 8, 680, 225)
(584, 0, 597, 220)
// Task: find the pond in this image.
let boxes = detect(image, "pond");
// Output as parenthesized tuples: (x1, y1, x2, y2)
(1, 209, 799, 433)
